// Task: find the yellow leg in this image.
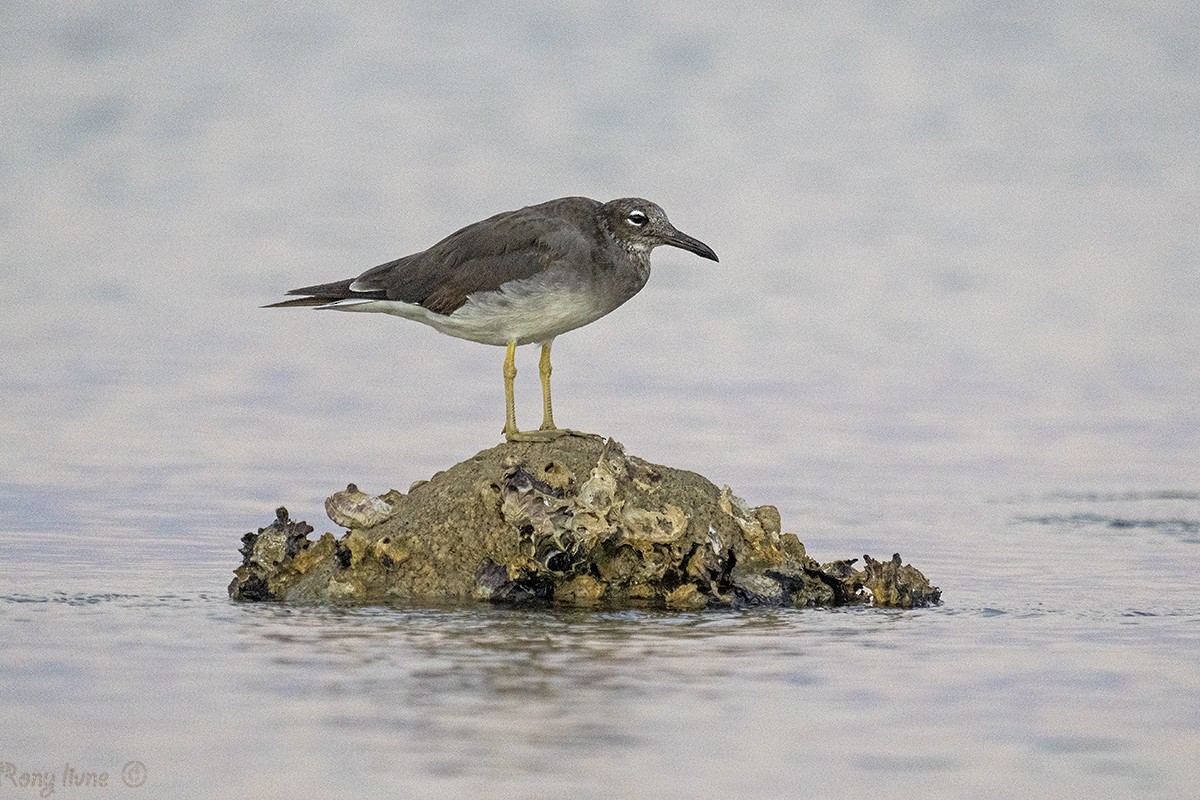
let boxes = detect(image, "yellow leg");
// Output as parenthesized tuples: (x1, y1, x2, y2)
(502, 340, 520, 440)
(538, 340, 556, 431)
(501, 339, 601, 443)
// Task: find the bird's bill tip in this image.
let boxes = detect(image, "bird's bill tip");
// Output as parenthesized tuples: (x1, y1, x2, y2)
(664, 230, 719, 262)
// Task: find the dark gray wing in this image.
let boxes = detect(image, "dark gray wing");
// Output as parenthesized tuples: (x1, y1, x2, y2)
(351, 197, 602, 314)
(267, 197, 602, 313)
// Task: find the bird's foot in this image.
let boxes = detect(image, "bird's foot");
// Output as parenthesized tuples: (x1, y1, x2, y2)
(503, 427, 603, 443)
(546, 427, 604, 441)
(504, 428, 565, 443)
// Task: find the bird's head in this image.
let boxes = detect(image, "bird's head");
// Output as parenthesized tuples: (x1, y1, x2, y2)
(601, 198, 719, 262)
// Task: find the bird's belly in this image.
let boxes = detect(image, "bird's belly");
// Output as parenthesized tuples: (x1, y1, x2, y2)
(443, 280, 626, 345)
(348, 275, 635, 346)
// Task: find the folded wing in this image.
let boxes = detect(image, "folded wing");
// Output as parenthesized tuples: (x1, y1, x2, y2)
(267, 197, 601, 315)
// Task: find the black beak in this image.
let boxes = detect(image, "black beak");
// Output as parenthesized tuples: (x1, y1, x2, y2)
(662, 227, 719, 262)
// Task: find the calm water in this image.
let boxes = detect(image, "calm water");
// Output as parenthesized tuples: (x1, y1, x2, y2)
(2, 3, 1198, 798)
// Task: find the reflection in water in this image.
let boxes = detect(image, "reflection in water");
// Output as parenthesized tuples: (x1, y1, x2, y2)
(225, 603, 923, 782)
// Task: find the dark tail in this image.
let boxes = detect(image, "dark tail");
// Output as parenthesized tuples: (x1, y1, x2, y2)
(262, 296, 333, 309)
(262, 278, 381, 309)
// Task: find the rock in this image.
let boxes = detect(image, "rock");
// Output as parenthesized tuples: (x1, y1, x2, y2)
(229, 437, 941, 609)
(325, 483, 399, 529)
(857, 553, 943, 609)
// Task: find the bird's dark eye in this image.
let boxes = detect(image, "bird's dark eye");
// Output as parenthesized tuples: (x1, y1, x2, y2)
(627, 210, 648, 226)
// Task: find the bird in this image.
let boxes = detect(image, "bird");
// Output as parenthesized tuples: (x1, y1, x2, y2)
(265, 196, 719, 441)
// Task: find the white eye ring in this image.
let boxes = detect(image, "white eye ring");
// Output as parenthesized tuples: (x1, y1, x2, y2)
(627, 210, 648, 226)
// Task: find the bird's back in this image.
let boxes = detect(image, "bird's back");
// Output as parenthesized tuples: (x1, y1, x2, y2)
(348, 197, 613, 315)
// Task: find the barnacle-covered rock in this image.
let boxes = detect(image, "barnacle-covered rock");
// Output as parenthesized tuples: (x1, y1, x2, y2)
(325, 483, 400, 529)
(229, 437, 940, 609)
